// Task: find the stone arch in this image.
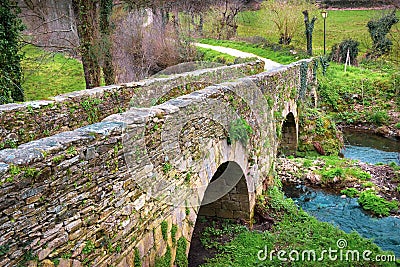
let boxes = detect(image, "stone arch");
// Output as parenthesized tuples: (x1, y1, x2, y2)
(278, 112, 297, 156)
(188, 161, 250, 266)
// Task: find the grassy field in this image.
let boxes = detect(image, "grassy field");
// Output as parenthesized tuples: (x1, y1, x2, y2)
(316, 60, 399, 128)
(19, 9, 400, 101)
(20, 45, 242, 101)
(21, 45, 85, 101)
(196, 47, 238, 65)
(237, 9, 400, 58)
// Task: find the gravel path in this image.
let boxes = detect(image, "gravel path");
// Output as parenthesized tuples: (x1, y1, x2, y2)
(194, 43, 283, 71)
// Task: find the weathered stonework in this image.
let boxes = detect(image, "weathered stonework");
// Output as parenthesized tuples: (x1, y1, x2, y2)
(0, 59, 315, 266)
(0, 61, 264, 150)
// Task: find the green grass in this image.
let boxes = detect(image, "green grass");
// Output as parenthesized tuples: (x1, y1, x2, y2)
(201, 186, 397, 266)
(21, 45, 85, 101)
(318, 61, 399, 127)
(198, 39, 305, 64)
(197, 47, 237, 65)
(358, 189, 399, 217)
(341, 187, 360, 198)
(237, 9, 400, 59)
(299, 155, 371, 183)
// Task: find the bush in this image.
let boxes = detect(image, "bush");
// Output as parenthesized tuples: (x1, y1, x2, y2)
(329, 39, 359, 65)
(362, 181, 375, 188)
(347, 168, 371, 180)
(367, 110, 390, 126)
(0, 0, 25, 104)
(340, 188, 359, 198)
(321, 167, 344, 181)
(229, 118, 253, 146)
(366, 11, 399, 58)
(358, 190, 398, 217)
(175, 237, 188, 267)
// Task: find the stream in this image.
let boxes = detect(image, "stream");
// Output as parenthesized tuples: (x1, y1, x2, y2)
(284, 184, 400, 257)
(284, 130, 400, 257)
(341, 129, 400, 164)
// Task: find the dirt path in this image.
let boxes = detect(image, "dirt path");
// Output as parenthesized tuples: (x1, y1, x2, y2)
(194, 43, 283, 71)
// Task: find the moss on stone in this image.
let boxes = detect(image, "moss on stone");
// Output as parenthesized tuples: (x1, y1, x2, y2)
(154, 245, 171, 267)
(161, 221, 168, 241)
(175, 237, 188, 267)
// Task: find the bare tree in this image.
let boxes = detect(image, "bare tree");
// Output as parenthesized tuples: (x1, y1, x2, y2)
(198, 0, 246, 39)
(111, 3, 196, 82)
(18, 0, 79, 54)
(260, 0, 318, 45)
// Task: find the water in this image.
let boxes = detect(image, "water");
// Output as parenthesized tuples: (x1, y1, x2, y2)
(341, 130, 400, 165)
(284, 184, 400, 257)
(282, 130, 400, 256)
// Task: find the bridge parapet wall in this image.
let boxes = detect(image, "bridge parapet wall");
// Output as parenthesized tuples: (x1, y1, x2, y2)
(0, 59, 315, 267)
(0, 62, 264, 150)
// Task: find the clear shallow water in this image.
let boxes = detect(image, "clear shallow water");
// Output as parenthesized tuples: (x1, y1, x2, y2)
(284, 185, 400, 257)
(341, 130, 400, 164)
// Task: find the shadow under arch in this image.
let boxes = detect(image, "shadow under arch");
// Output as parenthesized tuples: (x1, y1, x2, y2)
(188, 161, 250, 266)
(278, 112, 297, 156)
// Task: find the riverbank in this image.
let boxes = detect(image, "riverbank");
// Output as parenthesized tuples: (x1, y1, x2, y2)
(276, 156, 400, 217)
(340, 124, 400, 140)
(195, 183, 398, 266)
(317, 61, 400, 140)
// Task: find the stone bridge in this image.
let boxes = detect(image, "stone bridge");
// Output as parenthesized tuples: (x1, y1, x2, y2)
(0, 60, 316, 266)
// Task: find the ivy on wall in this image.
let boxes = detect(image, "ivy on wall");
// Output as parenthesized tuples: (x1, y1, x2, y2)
(0, 0, 25, 104)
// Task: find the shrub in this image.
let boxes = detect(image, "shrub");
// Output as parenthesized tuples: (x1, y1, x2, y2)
(321, 167, 344, 181)
(358, 190, 398, 217)
(367, 11, 399, 58)
(347, 168, 371, 180)
(362, 181, 375, 188)
(0, 0, 25, 104)
(367, 110, 389, 126)
(175, 237, 188, 267)
(329, 39, 359, 65)
(340, 188, 359, 198)
(265, 186, 297, 214)
(229, 118, 253, 146)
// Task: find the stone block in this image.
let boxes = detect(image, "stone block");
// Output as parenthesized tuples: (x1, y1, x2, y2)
(26, 193, 42, 204)
(66, 219, 82, 233)
(41, 259, 55, 267)
(221, 200, 241, 211)
(38, 248, 52, 261)
(26, 260, 38, 267)
(43, 223, 63, 239)
(233, 210, 250, 220)
(71, 260, 83, 267)
(58, 258, 71, 267)
(69, 228, 84, 241)
(216, 209, 234, 218)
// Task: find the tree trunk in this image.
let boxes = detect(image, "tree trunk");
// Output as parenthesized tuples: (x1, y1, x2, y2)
(303, 10, 317, 56)
(72, 0, 101, 89)
(198, 13, 204, 36)
(100, 0, 115, 85)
